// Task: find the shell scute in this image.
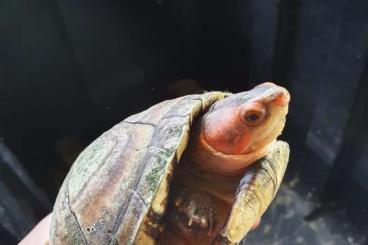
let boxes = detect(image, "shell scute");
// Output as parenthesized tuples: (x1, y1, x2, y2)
(50, 92, 226, 244)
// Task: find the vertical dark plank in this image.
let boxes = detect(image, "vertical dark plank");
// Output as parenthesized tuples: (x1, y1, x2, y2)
(0, 0, 94, 192)
(53, 0, 184, 124)
(306, 0, 368, 165)
(276, 0, 347, 130)
(244, 0, 279, 84)
(0, 143, 50, 241)
(194, 0, 252, 90)
(271, 0, 357, 191)
(318, 54, 368, 229)
(322, 53, 368, 201)
(274, 0, 368, 217)
(273, 0, 301, 86)
(303, 0, 368, 209)
(45, 0, 96, 118)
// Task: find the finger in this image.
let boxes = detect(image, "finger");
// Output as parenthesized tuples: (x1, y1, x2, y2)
(18, 213, 52, 245)
(250, 217, 261, 230)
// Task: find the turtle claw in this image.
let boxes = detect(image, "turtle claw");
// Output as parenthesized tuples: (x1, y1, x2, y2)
(173, 190, 217, 236)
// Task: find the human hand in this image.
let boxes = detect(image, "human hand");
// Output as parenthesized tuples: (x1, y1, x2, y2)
(18, 213, 51, 245)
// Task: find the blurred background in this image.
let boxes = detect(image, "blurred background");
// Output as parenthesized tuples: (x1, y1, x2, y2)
(1, 0, 368, 244)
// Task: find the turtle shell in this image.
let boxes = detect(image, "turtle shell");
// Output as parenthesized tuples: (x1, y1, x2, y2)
(50, 92, 227, 245)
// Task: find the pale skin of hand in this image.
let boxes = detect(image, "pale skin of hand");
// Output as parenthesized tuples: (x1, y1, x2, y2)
(18, 213, 51, 245)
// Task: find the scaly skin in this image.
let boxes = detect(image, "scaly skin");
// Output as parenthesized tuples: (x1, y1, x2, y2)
(161, 82, 290, 244)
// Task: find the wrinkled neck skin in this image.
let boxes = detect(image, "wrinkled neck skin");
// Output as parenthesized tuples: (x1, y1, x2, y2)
(187, 120, 271, 177)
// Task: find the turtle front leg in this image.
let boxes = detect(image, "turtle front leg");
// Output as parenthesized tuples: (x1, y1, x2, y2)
(215, 141, 290, 244)
(171, 189, 218, 237)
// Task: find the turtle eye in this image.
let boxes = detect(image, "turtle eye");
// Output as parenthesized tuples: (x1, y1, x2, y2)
(242, 109, 266, 126)
(246, 113, 260, 123)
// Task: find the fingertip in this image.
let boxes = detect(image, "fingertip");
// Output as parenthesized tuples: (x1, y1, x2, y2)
(251, 218, 261, 230)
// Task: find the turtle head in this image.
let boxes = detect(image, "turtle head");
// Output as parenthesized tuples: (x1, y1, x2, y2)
(202, 82, 290, 156)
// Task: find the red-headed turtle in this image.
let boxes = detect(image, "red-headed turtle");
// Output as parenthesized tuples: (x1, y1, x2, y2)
(50, 82, 290, 245)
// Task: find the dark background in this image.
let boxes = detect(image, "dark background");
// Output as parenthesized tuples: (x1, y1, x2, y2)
(1, 0, 368, 244)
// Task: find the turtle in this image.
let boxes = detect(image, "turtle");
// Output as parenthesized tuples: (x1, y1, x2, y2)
(50, 82, 290, 245)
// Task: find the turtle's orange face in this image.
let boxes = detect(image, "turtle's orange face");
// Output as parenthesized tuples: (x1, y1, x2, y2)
(202, 82, 290, 156)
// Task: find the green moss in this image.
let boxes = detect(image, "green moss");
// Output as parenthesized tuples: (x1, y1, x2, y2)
(145, 166, 164, 194)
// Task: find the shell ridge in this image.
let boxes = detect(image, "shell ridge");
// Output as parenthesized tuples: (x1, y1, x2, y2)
(66, 179, 88, 244)
(162, 113, 191, 120)
(129, 188, 149, 206)
(109, 95, 209, 243)
(107, 113, 179, 243)
(107, 147, 157, 244)
(238, 167, 258, 196)
(122, 120, 157, 128)
(71, 138, 119, 203)
(258, 162, 278, 195)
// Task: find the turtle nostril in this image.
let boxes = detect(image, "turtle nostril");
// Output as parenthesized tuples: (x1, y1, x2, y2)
(273, 89, 290, 106)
